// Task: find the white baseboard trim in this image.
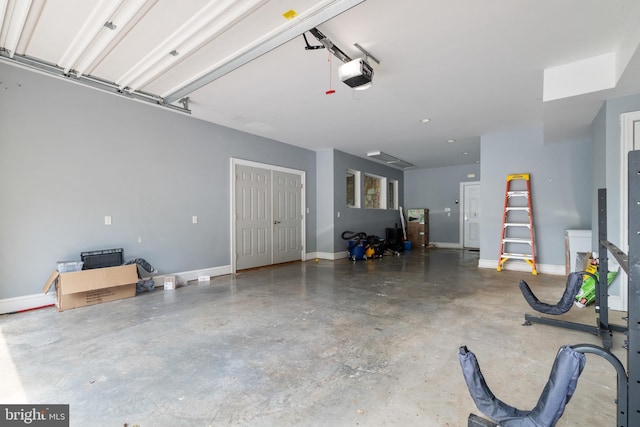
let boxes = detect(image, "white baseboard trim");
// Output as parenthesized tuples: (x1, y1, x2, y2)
(158, 265, 232, 285)
(0, 265, 232, 314)
(478, 258, 565, 275)
(0, 292, 56, 315)
(311, 251, 349, 260)
(430, 242, 464, 249)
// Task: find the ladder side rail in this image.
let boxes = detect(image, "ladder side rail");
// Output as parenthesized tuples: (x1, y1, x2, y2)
(526, 178, 537, 274)
(499, 180, 511, 254)
(497, 179, 511, 269)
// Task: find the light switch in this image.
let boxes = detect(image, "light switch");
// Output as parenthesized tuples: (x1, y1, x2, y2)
(104, 215, 112, 225)
(192, 216, 198, 224)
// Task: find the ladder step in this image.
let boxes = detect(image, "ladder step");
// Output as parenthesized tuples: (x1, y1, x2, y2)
(505, 207, 530, 211)
(502, 238, 532, 244)
(507, 191, 529, 197)
(504, 223, 531, 227)
(500, 253, 534, 260)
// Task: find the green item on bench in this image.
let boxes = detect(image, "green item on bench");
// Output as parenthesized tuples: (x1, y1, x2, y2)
(574, 269, 618, 308)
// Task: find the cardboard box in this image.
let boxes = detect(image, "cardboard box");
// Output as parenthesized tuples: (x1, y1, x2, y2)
(407, 221, 429, 247)
(42, 264, 138, 312)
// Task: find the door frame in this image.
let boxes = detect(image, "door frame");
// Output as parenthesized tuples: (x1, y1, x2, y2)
(230, 158, 306, 273)
(459, 181, 481, 248)
(616, 110, 640, 310)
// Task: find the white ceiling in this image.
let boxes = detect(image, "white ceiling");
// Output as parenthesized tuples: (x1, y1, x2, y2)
(2, 0, 640, 169)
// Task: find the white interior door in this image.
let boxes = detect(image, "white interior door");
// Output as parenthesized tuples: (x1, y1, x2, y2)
(273, 171, 303, 264)
(235, 165, 272, 270)
(462, 182, 481, 248)
(232, 160, 305, 271)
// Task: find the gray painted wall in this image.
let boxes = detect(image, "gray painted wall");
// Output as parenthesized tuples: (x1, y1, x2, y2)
(591, 92, 640, 298)
(328, 150, 404, 253)
(315, 150, 334, 253)
(592, 104, 607, 229)
(404, 164, 481, 244)
(597, 93, 640, 245)
(479, 126, 592, 267)
(0, 62, 317, 299)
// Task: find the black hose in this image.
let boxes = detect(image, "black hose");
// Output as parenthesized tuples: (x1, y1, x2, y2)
(341, 231, 367, 241)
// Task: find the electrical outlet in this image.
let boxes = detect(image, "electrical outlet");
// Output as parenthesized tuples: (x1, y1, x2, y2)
(104, 215, 112, 225)
(192, 215, 198, 224)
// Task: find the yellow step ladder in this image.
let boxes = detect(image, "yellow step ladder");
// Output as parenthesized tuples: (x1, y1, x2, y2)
(497, 173, 537, 275)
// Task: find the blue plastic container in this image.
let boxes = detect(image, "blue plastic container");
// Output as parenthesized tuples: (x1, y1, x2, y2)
(348, 240, 367, 260)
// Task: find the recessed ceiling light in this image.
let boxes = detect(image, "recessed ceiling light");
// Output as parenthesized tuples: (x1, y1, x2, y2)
(462, 152, 469, 155)
(419, 118, 431, 123)
(447, 139, 455, 143)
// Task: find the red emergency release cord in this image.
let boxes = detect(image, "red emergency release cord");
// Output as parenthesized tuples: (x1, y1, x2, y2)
(326, 52, 335, 95)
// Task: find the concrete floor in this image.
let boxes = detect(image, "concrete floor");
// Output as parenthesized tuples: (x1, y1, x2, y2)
(0, 249, 628, 426)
